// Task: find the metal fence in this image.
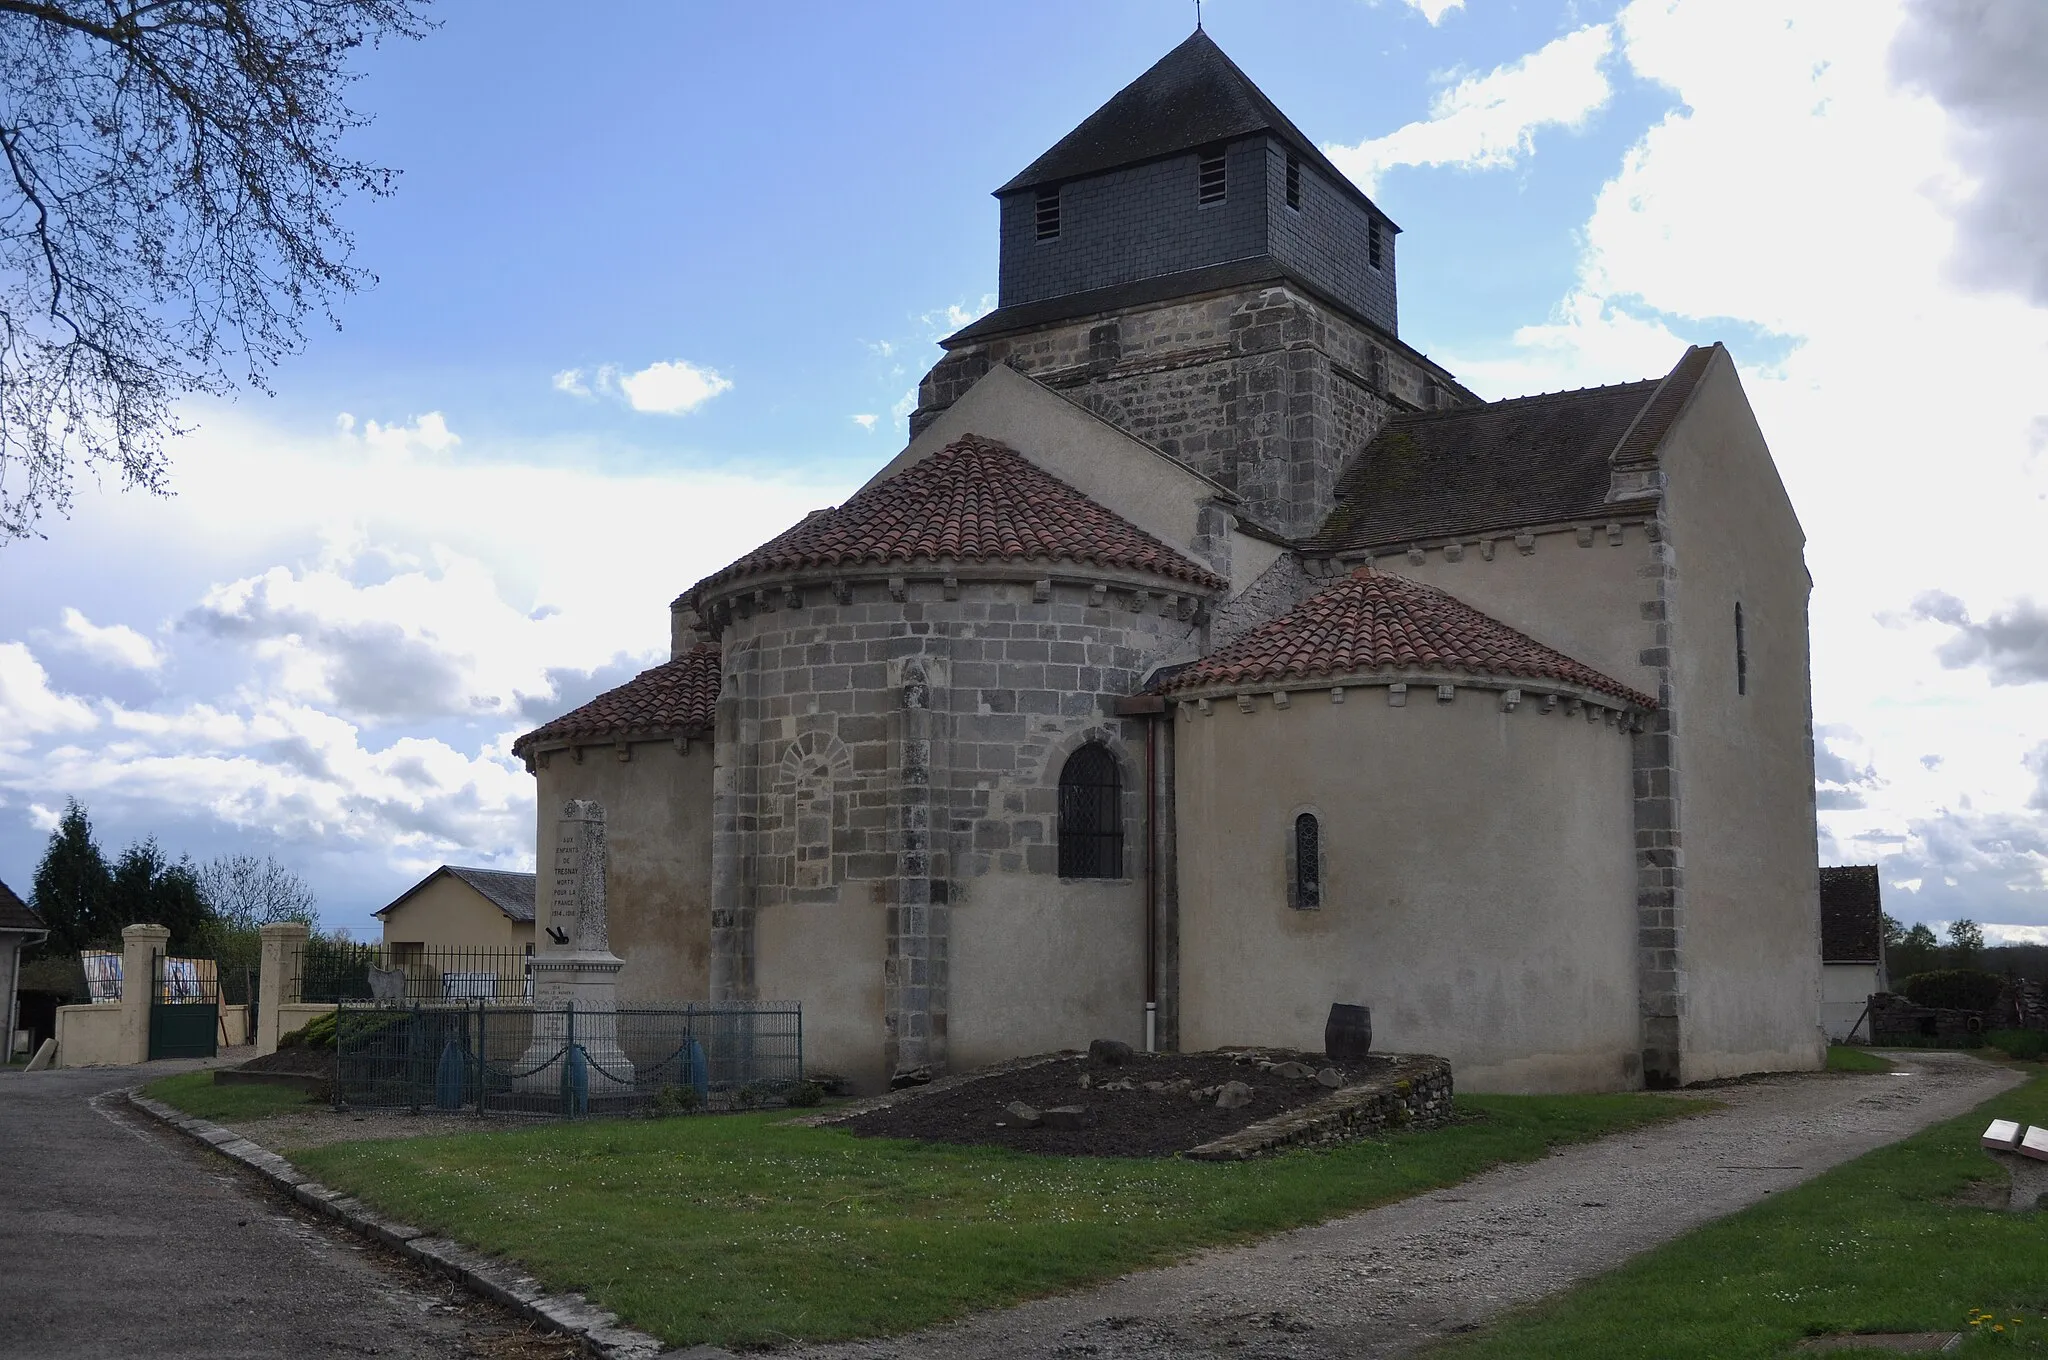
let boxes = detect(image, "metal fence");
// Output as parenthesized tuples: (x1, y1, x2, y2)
(293, 941, 533, 1005)
(332, 1001, 804, 1118)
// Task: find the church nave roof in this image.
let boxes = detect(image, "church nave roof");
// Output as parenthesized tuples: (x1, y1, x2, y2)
(1152, 566, 1655, 707)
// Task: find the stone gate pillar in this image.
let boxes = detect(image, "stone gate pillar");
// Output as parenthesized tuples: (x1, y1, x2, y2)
(120, 923, 170, 1065)
(255, 920, 309, 1057)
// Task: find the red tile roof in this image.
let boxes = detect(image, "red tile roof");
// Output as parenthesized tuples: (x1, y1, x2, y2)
(513, 644, 720, 758)
(685, 435, 1229, 601)
(1154, 568, 1655, 707)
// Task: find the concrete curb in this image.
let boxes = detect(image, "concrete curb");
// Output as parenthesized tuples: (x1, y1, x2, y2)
(124, 1090, 680, 1360)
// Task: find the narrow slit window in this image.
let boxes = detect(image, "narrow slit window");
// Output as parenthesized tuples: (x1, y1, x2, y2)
(1368, 217, 1383, 270)
(1285, 152, 1301, 209)
(1199, 147, 1227, 204)
(1735, 602, 1748, 695)
(1058, 743, 1123, 879)
(1292, 813, 1321, 910)
(1035, 186, 1060, 240)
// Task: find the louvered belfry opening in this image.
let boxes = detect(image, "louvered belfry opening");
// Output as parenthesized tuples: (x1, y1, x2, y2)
(1058, 743, 1123, 879)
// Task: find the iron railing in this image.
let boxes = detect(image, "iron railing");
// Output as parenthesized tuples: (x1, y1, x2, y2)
(332, 1001, 804, 1118)
(292, 941, 534, 1005)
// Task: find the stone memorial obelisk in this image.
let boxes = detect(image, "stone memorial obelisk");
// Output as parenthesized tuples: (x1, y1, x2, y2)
(518, 799, 634, 1097)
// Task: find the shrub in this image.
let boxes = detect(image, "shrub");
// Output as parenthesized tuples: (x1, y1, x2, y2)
(786, 1081, 825, 1108)
(651, 1083, 701, 1117)
(278, 1009, 340, 1051)
(1898, 970, 2004, 1013)
(1989, 1029, 2048, 1062)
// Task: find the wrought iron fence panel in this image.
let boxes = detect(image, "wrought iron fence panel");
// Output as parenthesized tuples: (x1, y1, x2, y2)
(293, 944, 534, 1004)
(333, 1001, 804, 1120)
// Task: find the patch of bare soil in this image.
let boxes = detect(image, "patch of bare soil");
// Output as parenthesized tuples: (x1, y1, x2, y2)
(843, 1048, 1396, 1157)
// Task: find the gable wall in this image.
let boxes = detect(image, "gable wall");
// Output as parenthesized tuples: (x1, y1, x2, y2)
(1658, 358, 1824, 1080)
(379, 876, 531, 954)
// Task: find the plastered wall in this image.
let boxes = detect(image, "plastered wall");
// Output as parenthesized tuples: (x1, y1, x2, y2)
(1175, 682, 1642, 1092)
(534, 739, 714, 1006)
(378, 876, 531, 953)
(1660, 359, 1825, 1079)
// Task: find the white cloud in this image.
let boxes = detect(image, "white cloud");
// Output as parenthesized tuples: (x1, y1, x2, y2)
(617, 359, 734, 415)
(919, 295, 996, 339)
(550, 359, 733, 416)
(1987, 924, 2048, 945)
(336, 411, 460, 456)
(0, 643, 97, 745)
(1326, 24, 1615, 193)
(1449, 1, 2048, 927)
(851, 413, 878, 432)
(1401, 0, 1465, 23)
(55, 608, 163, 672)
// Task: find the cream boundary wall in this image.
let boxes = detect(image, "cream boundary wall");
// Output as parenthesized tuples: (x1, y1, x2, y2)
(535, 740, 714, 1006)
(874, 365, 1285, 596)
(1662, 355, 1824, 1079)
(53, 1002, 125, 1067)
(275, 1002, 333, 1042)
(1175, 685, 1642, 1093)
(379, 875, 533, 953)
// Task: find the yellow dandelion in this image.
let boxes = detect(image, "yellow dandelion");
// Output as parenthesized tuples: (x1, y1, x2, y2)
(1994, 1325, 2006, 1333)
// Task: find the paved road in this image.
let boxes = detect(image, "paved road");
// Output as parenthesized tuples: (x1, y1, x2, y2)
(0, 1062, 577, 1360)
(781, 1052, 2025, 1360)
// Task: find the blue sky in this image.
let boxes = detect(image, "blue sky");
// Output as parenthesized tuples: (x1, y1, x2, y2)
(3, 0, 2046, 943)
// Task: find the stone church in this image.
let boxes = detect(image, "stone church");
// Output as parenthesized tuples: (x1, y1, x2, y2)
(515, 31, 1825, 1093)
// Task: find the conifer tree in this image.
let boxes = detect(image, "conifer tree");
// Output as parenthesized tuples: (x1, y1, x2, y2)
(27, 798, 111, 957)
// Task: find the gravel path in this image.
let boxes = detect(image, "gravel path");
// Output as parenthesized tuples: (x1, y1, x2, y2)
(776, 1052, 2023, 1360)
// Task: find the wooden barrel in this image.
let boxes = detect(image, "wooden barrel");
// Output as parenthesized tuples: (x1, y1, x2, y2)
(1325, 1003, 1373, 1060)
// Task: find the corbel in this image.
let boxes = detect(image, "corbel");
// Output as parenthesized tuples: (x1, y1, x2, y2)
(673, 733, 692, 756)
(1575, 526, 1595, 548)
(942, 576, 961, 602)
(570, 745, 585, 765)
(1478, 538, 1496, 562)
(615, 741, 632, 763)
(1443, 542, 1464, 563)
(831, 578, 853, 605)
(1235, 693, 1255, 714)
(888, 576, 907, 602)
(1436, 684, 1456, 703)
(782, 585, 802, 611)
(1542, 694, 1559, 714)
(1330, 686, 1346, 704)
(1087, 583, 1107, 608)
(1407, 545, 1426, 565)
(1515, 532, 1536, 555)
(1564, 697, 1584, 718)
(1607, 522, 1625, 546)
(1129, 590, 1149, 614)
(1197, 698, 1213, 717)
(1387, 683, 1408, 708)
(1271, 691, 1290, 710)
(756, 588, 775, 613)
(1500, 688, 1522, 712)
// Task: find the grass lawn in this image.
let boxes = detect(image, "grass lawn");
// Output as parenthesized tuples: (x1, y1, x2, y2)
(143, 1070, 323, 1122)
(1432, 1070, 2048, 1359)
(1826, 1045, 1898, 1074)
(289, 1091, 1697, 1348)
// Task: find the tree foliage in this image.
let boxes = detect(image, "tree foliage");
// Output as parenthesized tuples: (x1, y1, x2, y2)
(26, 795, 107, 956)
(0, 0, 431, 539)
(106, 836, 210, 951)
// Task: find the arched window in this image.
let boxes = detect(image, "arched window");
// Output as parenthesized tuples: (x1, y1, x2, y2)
(1057, 743, 1123, 879)
(1291, 812, 1322, 911)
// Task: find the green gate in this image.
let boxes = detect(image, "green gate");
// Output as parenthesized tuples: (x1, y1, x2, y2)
(147, 952, 219, 1060)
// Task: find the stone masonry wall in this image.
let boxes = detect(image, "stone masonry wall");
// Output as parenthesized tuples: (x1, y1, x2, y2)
(915, 284, 1458, 538)
(704, 570, 1209, 1081)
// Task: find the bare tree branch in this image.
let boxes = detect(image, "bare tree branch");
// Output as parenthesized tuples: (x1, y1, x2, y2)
(0, 0, 432, 540)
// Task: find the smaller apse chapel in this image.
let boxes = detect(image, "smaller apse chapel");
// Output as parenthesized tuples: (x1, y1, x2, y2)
(515, 29, 1826, 1094)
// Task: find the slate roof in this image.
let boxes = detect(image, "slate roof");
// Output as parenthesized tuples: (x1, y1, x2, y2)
(512, 644, 721, 759)
(0, 877, 43, 934)
(1819, 865, 1883, 964)
(999, 30, 1386, 221)
(375, 866, 537, 924)
(1152, 567, 1655, 707)
(684, 436, 1230, 599)
(1304, 345, 1720, 554)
